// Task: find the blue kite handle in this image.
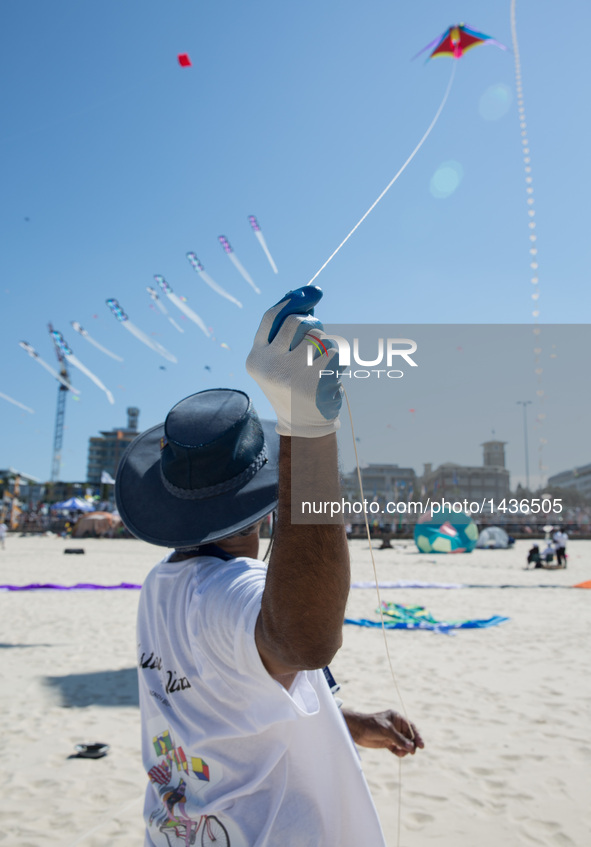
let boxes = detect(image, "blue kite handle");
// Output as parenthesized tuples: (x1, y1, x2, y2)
(267, 286, 324, 343)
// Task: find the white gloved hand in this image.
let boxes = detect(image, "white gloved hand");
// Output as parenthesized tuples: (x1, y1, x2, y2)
(246, 287, 343, 437)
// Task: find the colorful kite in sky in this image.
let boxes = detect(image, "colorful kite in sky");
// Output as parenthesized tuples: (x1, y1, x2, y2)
(186, 253, 243, 308)
(153, 275, 210, 337)
(218, 236, 260, 294)
(18, 341, 80, 394)
(248, 216, 278, 274)
(413, 24, 507, 62)
(0, 391, 34, 414)
(70, 321, 123, 362)
(178, 53, 191, 67)
(106, 299, 177, 363)
(50, 329, 115, 405)
(146, 287, 184, 333)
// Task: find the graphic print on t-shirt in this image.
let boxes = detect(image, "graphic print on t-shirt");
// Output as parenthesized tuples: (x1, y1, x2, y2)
(147, 725, 232, 846)
(138, 641, 192, 698)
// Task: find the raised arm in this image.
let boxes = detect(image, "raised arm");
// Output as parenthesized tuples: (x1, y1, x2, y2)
(256, 434, 350, 678)
(246, 287, 348, 680)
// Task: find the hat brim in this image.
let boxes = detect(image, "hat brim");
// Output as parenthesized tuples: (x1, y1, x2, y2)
(115, 419, 279, 547)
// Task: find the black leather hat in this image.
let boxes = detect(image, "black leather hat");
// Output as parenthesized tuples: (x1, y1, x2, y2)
(115, 389, 279, 547)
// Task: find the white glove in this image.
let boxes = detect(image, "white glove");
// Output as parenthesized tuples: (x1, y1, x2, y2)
(246, 287, 343, 438)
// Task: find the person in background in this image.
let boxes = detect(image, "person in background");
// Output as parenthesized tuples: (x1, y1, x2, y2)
(541, 540, 555, 565)
(552, 528, 568, 568)
(527, 544, 542, 568)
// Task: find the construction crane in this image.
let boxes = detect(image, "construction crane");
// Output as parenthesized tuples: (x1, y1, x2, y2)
(48, 322, 70, 482)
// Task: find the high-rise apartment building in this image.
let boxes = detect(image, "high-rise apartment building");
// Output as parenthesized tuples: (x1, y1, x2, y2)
(86, 407, 140, 484)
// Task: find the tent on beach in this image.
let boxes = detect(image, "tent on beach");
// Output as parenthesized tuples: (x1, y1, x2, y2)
(476, 526, 510, 549)
(72, 511, 122, 538)
(50, 497, 94, 512)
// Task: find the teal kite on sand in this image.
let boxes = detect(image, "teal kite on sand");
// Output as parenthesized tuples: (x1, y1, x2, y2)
(414, 506, 479, 553)
(345, 602, 509, 634)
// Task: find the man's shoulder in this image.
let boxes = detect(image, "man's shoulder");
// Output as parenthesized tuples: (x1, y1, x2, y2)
(143, 555, 267, 600)
(188, 558, 268, 625)
(195, 555, 267, 588)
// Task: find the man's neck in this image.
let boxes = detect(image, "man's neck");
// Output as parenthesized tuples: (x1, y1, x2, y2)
(170, 533, 261, 562)
(216, 534, 260, 559)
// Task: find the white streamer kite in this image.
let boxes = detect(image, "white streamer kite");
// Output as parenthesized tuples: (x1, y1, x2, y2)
(248, 215, 278, 274)
(50, 329, 115, 405)
(153, 275, 210, 338)
(218, 236, 260, 294)
(146, 287, 184, 333)
(106, 299, 177, 364)
(70, 321, 124, 362)
(0, 391, 34, 414)
(185, 253, 243, 309)
(18, 341, 80, 394)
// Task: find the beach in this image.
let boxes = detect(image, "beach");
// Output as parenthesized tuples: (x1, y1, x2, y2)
(0, 535, 589, 846)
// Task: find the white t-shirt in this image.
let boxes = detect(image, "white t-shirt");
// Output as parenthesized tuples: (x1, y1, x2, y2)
(137, 554, 386, 847)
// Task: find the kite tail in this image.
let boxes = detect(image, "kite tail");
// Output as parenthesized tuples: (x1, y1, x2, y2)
(511, 0, 546, 484)
(307, 60, 457, 286)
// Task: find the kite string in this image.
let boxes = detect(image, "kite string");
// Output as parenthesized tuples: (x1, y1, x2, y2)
(307, 60, 457, 286)
(343, 388, 413, 726)
(342, 386, 413, 847)
(309, 52, 454, 839)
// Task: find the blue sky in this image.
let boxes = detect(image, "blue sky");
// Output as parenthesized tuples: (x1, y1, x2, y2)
(1, 0, 589, 484)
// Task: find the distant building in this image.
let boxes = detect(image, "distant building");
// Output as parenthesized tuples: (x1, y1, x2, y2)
(341, 463, 417, 508)
(482, 440, 507, 468)
(0, 468, 44, 510)
(0, 469, 94, 511)
(86, 407, 140, 484)
(421, 440, 510, 503)
(340, 441, 511, 520)
(49, 481, 91, 502)
(547, 464, 591, 500)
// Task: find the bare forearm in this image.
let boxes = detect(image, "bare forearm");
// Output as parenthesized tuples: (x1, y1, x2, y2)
(258, 435, 350, 671)
(342, 708, 425, 756)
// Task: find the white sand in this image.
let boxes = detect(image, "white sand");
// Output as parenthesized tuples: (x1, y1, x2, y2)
(0, 535, 589, 846)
